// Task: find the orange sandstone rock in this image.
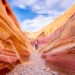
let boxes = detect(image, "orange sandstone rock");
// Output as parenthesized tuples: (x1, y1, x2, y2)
(0, 0, 34, 74)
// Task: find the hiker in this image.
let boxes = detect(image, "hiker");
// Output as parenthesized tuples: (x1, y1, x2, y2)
(35, 40, 39, 50)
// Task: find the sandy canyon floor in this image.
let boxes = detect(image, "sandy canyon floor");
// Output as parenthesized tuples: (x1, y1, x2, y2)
(7, 50, 63, 75)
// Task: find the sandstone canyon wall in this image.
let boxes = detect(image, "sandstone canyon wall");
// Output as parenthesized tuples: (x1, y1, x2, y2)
(0, 0, 75, 75)
(25, 5, 75, 75)
(0, 0, 34, 74)
(39, 10, 75, 75)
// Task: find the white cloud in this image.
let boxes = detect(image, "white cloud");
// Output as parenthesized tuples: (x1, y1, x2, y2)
(21, 13, 61, 32)
(11, 0, 75, 14)
(18, 4, 26, 9)
(59, 0, 75, 9)
(10, 0, 75, 31)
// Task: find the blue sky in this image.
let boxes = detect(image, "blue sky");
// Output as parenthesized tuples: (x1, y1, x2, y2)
(7, 0, 75, 32)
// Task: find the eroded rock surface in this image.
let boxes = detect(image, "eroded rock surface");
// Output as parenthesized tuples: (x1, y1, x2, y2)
(40, 11, 75, 75)
(0, 0, 34, 74)
(0, 0, 75, 75)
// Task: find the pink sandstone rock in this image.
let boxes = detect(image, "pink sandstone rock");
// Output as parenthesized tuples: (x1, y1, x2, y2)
(41, 13, 75, 75)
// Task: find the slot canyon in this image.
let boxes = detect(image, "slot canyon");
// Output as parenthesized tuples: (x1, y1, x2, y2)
(0, 0, 75, 75)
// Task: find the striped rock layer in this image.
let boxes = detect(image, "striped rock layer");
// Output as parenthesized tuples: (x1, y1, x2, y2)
(0, 0, 34, 74)
(40, 9, 75, 75)
(0, 0, 75, 75)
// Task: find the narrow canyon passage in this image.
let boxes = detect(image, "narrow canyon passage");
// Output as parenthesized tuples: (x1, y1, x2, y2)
(7, 50, 58, 75)
(0, 0, 75, 75)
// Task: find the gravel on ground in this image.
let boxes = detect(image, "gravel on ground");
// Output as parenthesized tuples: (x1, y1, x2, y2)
(7, 51, 58, 75)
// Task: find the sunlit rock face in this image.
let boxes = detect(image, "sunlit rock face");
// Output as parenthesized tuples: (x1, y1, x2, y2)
(0, 0, 34, 74)
(40, 12, 75, 74)
(24, 4, 75, 40)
